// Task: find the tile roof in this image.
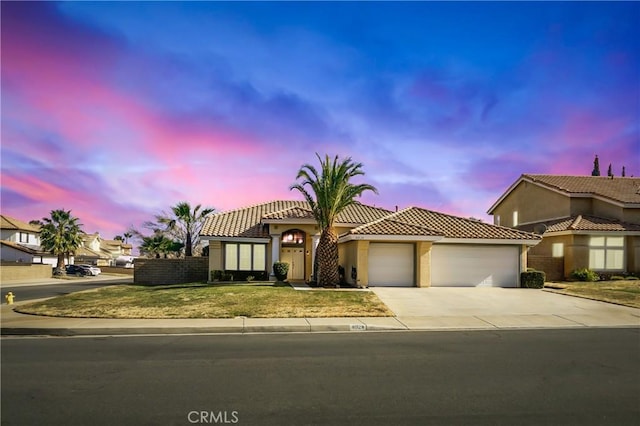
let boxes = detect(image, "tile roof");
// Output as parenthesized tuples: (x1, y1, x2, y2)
(523, 175, 640, 204)
(347, 217, 444, 237)
(0, 215, 41, 232)
(519, 215, 640, 233)
(0, 240, 41, 255)
(200, 200, 392, 238)
(262, 206, 315, 220)
(389, 207, 541, 240)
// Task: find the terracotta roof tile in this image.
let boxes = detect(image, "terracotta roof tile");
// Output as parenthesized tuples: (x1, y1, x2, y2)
(201, 201, 392, 238)
(262, 206, 315, 220)
(0, 215, 40, 232)
(0, 240, 41, 255)
(523, 175, 640, 204)
(391, 207, 541, 240)
(520, 215, 640, 233)
(348, 218, 443, 237)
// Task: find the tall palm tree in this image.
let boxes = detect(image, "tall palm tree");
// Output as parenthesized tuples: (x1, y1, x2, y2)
(158, 202, 214, 257)
(291, 154, 377, 287)
(40, 209, 83, 275)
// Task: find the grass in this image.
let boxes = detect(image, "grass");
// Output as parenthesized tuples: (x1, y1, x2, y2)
(545, 280, 640, 308)
(15, 282, 394, 319)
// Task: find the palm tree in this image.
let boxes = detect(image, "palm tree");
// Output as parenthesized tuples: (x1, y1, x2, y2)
(40, 209, 83, 275)
(139, 233, 184, 258)
(158, 202, 215, 257)
(291, 154, 377, 287)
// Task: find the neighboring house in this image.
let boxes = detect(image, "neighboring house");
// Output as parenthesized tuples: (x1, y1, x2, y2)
(75, 233, 133, 266)
(488, 175, 640, 280)
(200, 201, 540, 287)
(0, 214, 64, 265)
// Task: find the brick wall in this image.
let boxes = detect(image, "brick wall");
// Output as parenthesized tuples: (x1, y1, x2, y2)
(133, 257, 208, 285)
(100, 266, 134, 275)
(1, 263, 52, 282)
(528, 255, 564, 281)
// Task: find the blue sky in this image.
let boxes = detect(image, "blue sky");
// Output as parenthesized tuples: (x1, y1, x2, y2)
(2, 1, 638, 238)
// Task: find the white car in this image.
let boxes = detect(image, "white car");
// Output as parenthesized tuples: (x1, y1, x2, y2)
(78, 264, 101, 276)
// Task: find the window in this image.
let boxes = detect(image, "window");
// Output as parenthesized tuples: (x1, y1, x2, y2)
(512, 211, 519, 227)
(19, 232, 29, 243)
(589, 236, 624, 270)
(552, 243, 564, 258)
(495, 215, 501, 226)
(224, 243, 266, 271)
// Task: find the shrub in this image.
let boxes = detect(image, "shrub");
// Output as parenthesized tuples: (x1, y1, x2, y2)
(221, 272, 234, 281)
(626, 276, 639, 281)
(610, 275, 626, 281)
(521, 270, 545, 288)
(211, 270, 223, 281)
(273, 262, 289, 281)
(246, 275, 255, 283)
(570, 268, 599, 282)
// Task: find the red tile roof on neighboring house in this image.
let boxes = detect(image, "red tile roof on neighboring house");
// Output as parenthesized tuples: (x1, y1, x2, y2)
(488, 174, 640, 214)
(519, 215, 640, 234)
(0, 215, 41, 232)
(201, 201, 392, 238)
(523, 175, 640, 204)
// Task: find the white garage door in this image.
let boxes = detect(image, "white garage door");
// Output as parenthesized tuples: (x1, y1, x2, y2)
(368, 243, 414, 287)
(431, 245, 519, 287)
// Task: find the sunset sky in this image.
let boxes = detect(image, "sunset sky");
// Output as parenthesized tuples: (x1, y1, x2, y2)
(2, 1, 638, 242)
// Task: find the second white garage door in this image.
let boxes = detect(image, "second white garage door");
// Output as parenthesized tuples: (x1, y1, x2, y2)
(368, 243, 414, 287)
(431, 244, 519, 287)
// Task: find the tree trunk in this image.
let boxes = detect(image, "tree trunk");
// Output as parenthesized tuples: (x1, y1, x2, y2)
(316, 227, 340, 287)
(185, 232, 193, 257)
(55, 252, 66, 275)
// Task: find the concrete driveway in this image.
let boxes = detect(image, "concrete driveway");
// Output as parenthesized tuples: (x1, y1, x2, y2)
(371, 287, 640, 329)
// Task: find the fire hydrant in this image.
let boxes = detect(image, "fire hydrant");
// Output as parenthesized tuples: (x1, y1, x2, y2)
(5, 292, 15, 305)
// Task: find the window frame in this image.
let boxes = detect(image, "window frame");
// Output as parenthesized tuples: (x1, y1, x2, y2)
(224, 243, 267, 271)
(588, 235, 625, 271)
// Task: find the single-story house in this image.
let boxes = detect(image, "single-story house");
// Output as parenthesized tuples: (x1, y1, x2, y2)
(488, 174, 640, 279)
(200, 201, 541, 287)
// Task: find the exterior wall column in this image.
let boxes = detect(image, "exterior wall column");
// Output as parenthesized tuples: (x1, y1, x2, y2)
(270, 234, 281, 279)
(356, 240, 370, 288)
(310, 234, 320, 277)
(416, 241, 433, 288)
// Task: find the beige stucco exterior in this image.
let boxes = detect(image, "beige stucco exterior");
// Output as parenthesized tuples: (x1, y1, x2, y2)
(492, 181, 571, 227)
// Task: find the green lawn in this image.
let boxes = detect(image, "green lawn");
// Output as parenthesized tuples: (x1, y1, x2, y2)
(16, 283, 394, 319)
(545, 280, 640, 308)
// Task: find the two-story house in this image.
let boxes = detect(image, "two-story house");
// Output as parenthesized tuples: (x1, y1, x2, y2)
(488, 175, 640, 280)
(0, 215, 63, 265)
(75, 233, 134, 266)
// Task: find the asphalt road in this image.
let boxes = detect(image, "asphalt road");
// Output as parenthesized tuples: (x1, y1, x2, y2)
(2, 328, 639, 425)
(0, 277, 131, 301)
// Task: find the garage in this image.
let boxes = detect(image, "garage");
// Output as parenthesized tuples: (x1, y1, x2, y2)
(368, 243, 414, 286)
(431, 244, 519, 287)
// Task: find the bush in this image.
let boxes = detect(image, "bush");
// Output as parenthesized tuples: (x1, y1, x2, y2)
(521, 270, 545, 288)
(211, 270, 223, 281)
(626, 275, 639, 281)
(570, 268, 600, 282)
(610, 275, 626, 281)
(273, 262, 289, 281)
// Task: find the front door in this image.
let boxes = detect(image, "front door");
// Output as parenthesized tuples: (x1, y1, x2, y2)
(281, 248, 305, 280)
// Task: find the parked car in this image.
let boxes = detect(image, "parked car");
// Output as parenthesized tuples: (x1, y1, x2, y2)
(66, 264, 87, 276)
(78, 264, 101, 276)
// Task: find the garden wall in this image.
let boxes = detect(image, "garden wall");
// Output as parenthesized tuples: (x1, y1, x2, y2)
(133, 257, 208, 285)
(100, 266, 134, 276)
(528, 255, 564, 281)
(1, 263, 52, 282)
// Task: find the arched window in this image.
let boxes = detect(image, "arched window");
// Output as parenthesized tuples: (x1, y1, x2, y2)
(281, 230, 305, 246)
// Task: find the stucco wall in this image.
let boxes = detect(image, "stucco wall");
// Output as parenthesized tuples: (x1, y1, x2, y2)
(1, 263, 52, 282)
(493, 181, 570, 226)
